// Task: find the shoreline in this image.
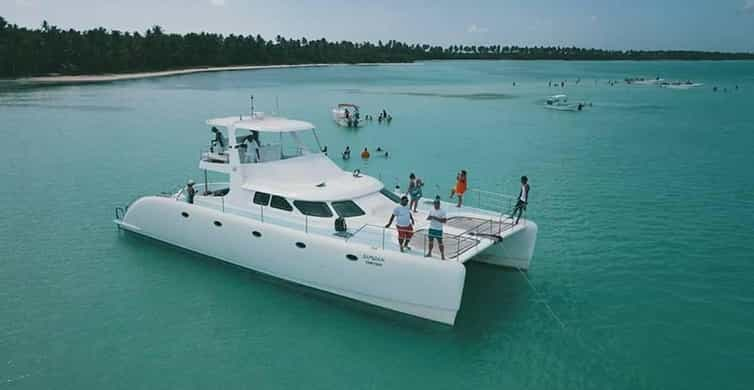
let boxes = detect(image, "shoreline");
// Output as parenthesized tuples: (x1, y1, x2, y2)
(11, 63, 369, 85)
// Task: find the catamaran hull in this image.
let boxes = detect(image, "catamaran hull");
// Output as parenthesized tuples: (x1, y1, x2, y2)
(474, 222, 538, 270)
(116, 196, 466, 325)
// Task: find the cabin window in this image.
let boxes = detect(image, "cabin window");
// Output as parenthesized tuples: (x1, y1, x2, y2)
(253, 191, 270, 206)
(331, 200, 365, 218)
(270, 195, 293, 212)
(379, 188, 401, 204)
(293, 200, 333, 218)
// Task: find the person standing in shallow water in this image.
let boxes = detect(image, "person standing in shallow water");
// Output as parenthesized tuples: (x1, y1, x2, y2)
(360, 148, 370, 159)
(511, 175, 530, 224)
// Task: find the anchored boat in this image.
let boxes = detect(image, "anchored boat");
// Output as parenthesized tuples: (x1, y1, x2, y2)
(332, 103, 364, 128)
(543, 94, 587, 111)
(114, 111, 538, 325)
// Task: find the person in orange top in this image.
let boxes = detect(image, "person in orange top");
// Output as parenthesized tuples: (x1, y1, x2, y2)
(449, 170, 467, 207)
(360, 147, 370, 159)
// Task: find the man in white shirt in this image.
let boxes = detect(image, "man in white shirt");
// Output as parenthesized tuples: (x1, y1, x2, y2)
(385, 196, 414, 252)
(426, 197, 447, 260)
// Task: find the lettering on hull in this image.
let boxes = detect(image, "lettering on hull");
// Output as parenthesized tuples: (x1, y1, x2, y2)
(362, 254, 384, 267)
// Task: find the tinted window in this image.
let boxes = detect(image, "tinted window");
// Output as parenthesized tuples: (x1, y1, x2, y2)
(331, 200, 365, 217)
(270, 195, 293, 211)
(293, 200, 333, 217)
(253, 192, 270, 206)
(380, 188, 401, 204)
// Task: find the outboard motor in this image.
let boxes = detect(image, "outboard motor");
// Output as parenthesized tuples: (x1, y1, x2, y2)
(335, 217, 347, 233)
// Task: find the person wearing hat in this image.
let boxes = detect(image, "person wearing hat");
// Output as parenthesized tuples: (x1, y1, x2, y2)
(426, 197, 447, 260)
(186, 180, 196, 204)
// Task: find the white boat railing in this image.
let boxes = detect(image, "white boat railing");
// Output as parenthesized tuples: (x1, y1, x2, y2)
(467, 188, 528, 226)
(122, 183, 523, 260)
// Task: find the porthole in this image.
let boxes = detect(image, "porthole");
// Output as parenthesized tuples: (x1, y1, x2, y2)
(252, 231, 262, 238)
(181, 211, 189, 218)
(213, 221, 222, 227)
(295, 242, 306, 249)
(346, 254, 358, 261)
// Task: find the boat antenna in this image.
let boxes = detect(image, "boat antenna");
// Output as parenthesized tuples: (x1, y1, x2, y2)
(250, 95, 254, 118)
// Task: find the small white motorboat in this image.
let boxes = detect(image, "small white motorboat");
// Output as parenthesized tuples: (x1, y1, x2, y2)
(114, 106, 538, 325)
(659, 80, 704, 90)
(543, 95, 587, 111)
(626, 76, 663, 85)
(332, 103, 364, 128)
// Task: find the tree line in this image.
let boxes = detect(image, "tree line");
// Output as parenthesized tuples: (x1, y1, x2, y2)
(1, 16, 753, 78)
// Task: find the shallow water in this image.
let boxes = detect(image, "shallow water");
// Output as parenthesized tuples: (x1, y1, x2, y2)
(2, 61, 754, 389)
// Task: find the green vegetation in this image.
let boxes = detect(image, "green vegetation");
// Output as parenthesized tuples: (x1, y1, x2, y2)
(2, 16, 753, 78)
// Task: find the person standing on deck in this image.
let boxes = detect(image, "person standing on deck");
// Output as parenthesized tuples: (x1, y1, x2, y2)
(449, 170, 467, 207)
(511, 176, 530, 224)
(211, 127, 225, 148)
(408, 173, 423, 212)
(186, 180, 196, 204)
(426, 197, 447, 260)
(385, 196, 414, 252)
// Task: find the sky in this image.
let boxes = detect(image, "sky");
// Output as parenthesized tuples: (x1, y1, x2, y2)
(3, 0, 754, 52)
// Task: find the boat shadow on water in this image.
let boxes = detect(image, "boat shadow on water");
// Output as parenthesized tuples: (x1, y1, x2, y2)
(118, 230, 530, 333)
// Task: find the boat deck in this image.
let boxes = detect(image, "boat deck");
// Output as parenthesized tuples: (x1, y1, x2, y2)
(446, 216, 515, 237)
(411, 228, 480, 259)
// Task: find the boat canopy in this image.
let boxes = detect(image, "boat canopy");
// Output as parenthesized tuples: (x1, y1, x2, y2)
(549, 94, 567, 100)
(207, 115, 315, 133)
(336, 103, 359, 110)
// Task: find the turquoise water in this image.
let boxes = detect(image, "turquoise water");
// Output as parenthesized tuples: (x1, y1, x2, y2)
(2, 61, 754, 389)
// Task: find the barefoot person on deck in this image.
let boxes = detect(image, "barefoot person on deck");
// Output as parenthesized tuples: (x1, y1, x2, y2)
(408, 173, 424, 212)
(385, 196, 414, 252)
(449, 170, 467, 207)
(511, 175, 530, 224)
(426, 197, 447, 260)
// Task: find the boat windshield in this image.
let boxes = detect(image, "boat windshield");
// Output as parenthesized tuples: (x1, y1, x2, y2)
(236, 129, 323, 163)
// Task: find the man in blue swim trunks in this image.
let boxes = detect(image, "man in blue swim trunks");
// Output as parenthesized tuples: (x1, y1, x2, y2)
(426, 197, 447, 260)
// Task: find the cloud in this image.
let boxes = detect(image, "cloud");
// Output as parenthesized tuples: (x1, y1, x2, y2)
(210, 0, 226, 6)
(741, 0, 754, 14)
(467, 24, 489, 34)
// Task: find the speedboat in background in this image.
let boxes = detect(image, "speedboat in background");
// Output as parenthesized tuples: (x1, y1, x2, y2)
(332, 103, 364, 127)
(543, 94, 587, 111)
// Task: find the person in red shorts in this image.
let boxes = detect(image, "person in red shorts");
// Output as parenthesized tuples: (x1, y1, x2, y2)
(385, 195, 415, 252)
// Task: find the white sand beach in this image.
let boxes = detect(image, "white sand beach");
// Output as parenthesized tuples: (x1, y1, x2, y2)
(15, 63, 336, 84)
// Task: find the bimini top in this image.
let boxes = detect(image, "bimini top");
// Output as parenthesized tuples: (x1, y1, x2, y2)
(207, 114, 315, 133)
(336, 103, 359, 110)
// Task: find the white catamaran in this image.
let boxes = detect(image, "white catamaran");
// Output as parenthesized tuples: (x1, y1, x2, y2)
(114, 109, 538, 325)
